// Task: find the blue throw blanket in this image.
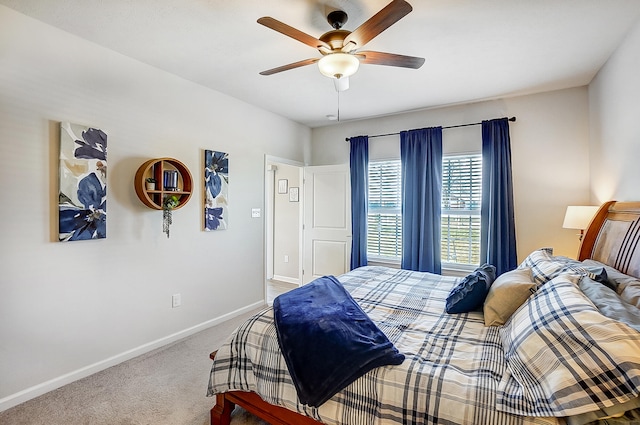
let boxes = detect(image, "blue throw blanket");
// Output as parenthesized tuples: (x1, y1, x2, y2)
(273, 275, 405, 407)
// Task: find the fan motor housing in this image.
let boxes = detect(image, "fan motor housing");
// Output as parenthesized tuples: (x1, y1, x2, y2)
(319, 29, 350, 51)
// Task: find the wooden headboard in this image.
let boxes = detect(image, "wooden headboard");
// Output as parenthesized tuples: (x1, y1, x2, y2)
(578, 201, 640, 279)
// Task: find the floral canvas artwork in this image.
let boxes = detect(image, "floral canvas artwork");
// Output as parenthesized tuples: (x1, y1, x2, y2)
(204, 150, 228, 231)
(58, 122, 107, 241)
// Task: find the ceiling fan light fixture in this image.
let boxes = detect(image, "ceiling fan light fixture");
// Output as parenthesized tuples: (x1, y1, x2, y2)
(318, 53, 360, 79)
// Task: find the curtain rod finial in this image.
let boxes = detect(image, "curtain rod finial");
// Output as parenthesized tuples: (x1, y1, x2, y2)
(508, 117, 516, 122)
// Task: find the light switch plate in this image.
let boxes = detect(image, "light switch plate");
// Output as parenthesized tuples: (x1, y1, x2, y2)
(251, 208, 261, 218)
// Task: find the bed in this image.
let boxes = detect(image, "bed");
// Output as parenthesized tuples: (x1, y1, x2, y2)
(207, 200, 640, 425)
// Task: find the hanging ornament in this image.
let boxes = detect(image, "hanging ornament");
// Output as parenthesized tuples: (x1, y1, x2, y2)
(162, 195, 180, 238)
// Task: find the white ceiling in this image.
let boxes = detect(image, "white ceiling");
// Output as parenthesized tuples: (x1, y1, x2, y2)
(3, 0, 640, 128)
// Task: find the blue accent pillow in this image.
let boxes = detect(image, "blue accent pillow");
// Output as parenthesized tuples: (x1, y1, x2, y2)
(446, 264, 497, 313)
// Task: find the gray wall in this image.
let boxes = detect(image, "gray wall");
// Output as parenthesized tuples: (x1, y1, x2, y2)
(311, 87, 592, 262)
(0, 5, 310, 409)
(589, 18, 640, 202)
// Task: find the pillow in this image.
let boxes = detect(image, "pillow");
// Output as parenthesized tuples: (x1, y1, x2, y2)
(517, 248, 567, 285)
(620, 283, 640, 309)
(579, 277, 640, 332)
(519, 248, 613, 288)
(556, 258, 613, 288)
(445, 264, 496, 314)
(582, 259, 640, 286)
(582, 259, 640, 307)
(483, 268, 536, 326)
(497, 273, 640, 417)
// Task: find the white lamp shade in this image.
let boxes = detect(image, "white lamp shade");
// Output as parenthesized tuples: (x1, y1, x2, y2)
(562, 206, 599, 230)
(318, 53, 360, 79)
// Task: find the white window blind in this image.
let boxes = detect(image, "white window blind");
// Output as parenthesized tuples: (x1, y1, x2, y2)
(367, 160, 402, 260)
(441, 154, 482, 266)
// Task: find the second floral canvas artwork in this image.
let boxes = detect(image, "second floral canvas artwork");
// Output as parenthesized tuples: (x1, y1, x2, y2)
(204, 150, 229, 230)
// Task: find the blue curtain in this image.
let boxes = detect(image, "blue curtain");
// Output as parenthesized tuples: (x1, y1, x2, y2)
(400, 128, 443, 273)
(349, 136, 369, 270)
(481, 118, 517, 275)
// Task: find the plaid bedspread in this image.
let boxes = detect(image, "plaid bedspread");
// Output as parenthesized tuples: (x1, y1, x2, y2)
(208, 266, 560, 425)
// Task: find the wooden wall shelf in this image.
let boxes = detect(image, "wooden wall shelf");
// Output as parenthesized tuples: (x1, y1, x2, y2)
(134, 158, 193, 210)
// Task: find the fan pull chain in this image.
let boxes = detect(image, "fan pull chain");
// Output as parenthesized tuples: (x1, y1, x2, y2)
(337, 89, 340, 122)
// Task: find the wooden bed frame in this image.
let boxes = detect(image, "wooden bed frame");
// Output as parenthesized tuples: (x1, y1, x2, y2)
(578, 201, 640, 277)
(210, 200, 640, 425)
(208, 351, 320, 425)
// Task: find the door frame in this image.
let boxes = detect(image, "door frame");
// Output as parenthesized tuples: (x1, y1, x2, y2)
(264, 155, 304, 296)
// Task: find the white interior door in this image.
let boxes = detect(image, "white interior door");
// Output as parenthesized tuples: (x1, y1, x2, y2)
(303, 164, 351, 284)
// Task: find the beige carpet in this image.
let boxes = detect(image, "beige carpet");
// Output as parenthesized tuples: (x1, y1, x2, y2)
(0, 308, 269, 425)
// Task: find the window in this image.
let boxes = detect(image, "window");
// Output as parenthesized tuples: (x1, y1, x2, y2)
(441, 154, 482, 266)
(367, 160, 402, 261)
(366, 154, 482, 267)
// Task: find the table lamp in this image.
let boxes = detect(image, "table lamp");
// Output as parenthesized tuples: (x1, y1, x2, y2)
(562, 205, 599, 241)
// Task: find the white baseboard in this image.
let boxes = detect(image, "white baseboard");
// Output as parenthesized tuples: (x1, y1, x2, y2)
(0, 300, 265, 412)
(271, 274, 300, 285)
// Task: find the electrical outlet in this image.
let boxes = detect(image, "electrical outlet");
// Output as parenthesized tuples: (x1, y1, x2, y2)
(284, 255, 289, 263)
(172, 293, 181, 308)
(251, 208, 261, 218)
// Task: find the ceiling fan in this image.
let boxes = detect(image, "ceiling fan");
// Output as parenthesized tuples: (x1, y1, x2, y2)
(257, 0, 425, 91)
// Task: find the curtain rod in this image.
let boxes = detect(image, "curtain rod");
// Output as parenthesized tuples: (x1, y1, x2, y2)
(345, 116, 516, 142)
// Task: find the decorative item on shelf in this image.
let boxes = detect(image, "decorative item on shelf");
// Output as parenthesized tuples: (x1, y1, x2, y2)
(134, 157, 193, 237)
(162, 195, 180, 238)
(563, 205, 599, 241)
(163, 170, 178, 191)
(145, 177, 156, 191)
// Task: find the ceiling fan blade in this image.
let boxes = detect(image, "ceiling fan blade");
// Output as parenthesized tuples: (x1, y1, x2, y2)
(358, 51, 425, 69)
(259, 58, 319, 76)
(258, 17, 331, 50)
(342, 0, 413, 52)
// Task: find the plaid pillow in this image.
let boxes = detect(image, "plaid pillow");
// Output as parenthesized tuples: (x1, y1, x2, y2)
(517, 248, 567, 284)
(518, 248, 612, 288)
(497, 273, 640, 416)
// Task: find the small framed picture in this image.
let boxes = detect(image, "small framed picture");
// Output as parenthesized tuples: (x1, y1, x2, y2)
(289, 187, 299, 202)
(278, 179, 288, 194)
